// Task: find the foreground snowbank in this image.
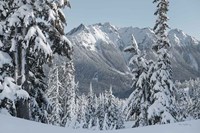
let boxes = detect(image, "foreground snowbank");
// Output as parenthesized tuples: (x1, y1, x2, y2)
(1, 114, 199, 133)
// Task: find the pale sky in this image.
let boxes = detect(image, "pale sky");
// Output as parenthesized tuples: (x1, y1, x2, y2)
(64, 0, 200, 39)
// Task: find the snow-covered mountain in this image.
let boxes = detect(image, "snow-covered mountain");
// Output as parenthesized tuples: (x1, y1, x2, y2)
(66, 22, 200, 97)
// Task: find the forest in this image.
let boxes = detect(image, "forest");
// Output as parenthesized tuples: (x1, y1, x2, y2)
(0, 0, 199, 131)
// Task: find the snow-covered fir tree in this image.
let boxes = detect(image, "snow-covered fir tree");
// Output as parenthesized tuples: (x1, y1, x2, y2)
(175, 83, 189, 121)
(47, 60, 76, 127)
(83, 83, 97, 129)
(147, 0, 177, 125)
(0, 0, 72, 121)
(124, 35, 152, 127)
(60, 61, 76, 127)
(96, 93, 105, 130)
(186, 80, 200, 119)
(47, 65, 63, 126)
(175, 79, 200, 120)
(103, 86, 124, 130)
(73, 94, 87, 129)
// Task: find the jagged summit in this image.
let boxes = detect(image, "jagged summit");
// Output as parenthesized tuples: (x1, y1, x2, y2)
(168, 28, 199, 46)
(67, 23, 89, 35)
(92, 22, 117, 28)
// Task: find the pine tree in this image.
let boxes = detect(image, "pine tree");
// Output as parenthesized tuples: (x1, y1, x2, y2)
(46, 60, 76, 127)
(179, 79, 200, 120)
(147, 0, 177, 125)
(95, 118, 101, 130)
(0, 0, 72, 120)
(188, 80, 200, 119)
(47, 65, 63, 126)
(104, 86, 124, 130)
(83, 83, 97, 129)
(96, 93, 105, 130)
(175, 85, 189, 121)
(124, 35, 152, 127)
(103, 113, 108, 130)
(60, 61, 76, 127)
(73, 95, 87, 129)
(114, 97, 125, 130)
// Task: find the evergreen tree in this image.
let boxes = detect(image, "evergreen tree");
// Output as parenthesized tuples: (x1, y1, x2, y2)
(175, 85, 189, 121)
(47, 60, 76, 127)
(124, 35, 151, 127)
(95, 118, 101, 130)
(104, 86, 124, 130)
(47, 65, 63, 126)
(96, 93, 105, 130)
(83, 83, 97, 129)
(148, 0, 177, 125)
(187, 79, 200, 119)
(103, 113, 108, 130)
(73, 95, 87, 129)
(176, 79, 200, 120)
(0, 0, 72, 120)
(60, 61, 76, 127)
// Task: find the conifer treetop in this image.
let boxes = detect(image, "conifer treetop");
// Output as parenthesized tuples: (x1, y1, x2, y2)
(153, 0, 170, 53)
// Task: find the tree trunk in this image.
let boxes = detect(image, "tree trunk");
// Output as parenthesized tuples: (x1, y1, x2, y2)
(16, 99, 30, 119)
(15, 41, 30, 120)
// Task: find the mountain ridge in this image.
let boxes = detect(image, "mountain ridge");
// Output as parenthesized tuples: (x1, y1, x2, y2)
(66, 22, 200, 97)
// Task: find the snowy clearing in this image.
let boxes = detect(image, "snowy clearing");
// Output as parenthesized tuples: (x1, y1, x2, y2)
(1, 114, 199, 133)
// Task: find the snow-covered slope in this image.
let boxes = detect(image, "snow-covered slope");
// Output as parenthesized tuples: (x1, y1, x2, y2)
(66, 22, 200, 97)
(1, 114, 200, 133)
(67, 23, 132, 97)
